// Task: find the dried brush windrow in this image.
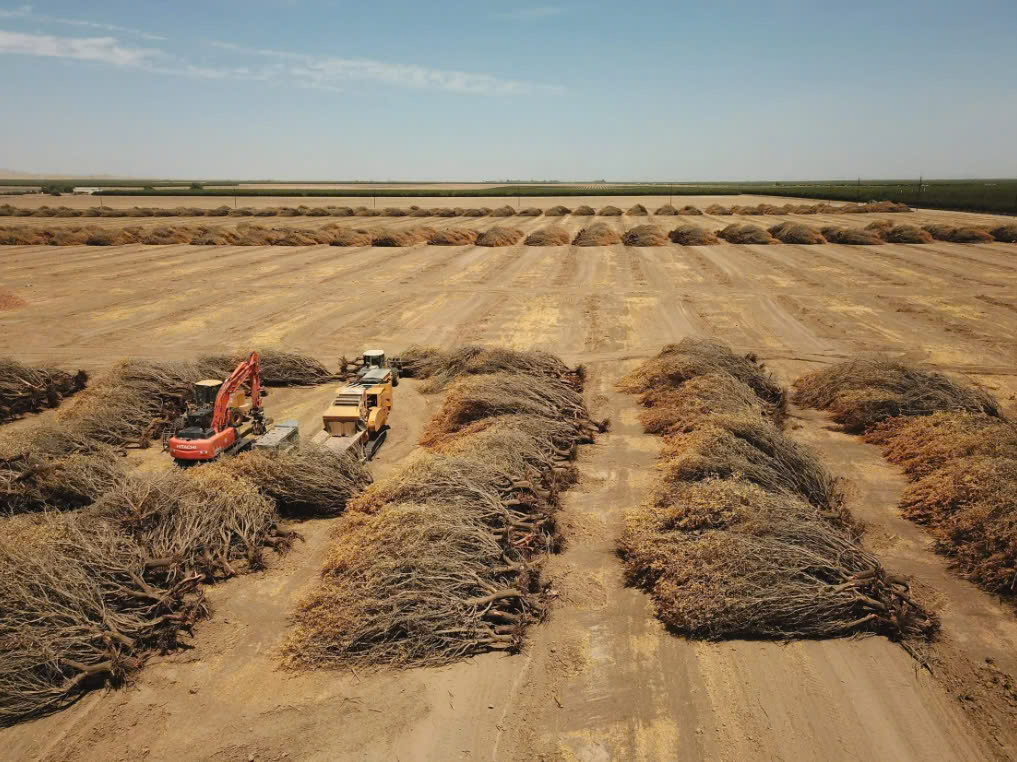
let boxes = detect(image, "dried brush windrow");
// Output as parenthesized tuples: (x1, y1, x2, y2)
(284, 500, 540, 668)
(199, 349, 335, 386)
(619, 336, 785, 409)
(420, 372, 601, 447)
(396, 344, 582, 392)
(0, 358, 88, 423)
(1, 433, 125, 514)
(0, 512, 206, 726)
(658, 412, 840, 511)
(286, 348, 597, 669)
(792, 357, 1001, 433)
(89, 468, 289, 583)
(619, 344, 937, 656)
(619, 478, 937, 642)
(208, 444, 372, 518)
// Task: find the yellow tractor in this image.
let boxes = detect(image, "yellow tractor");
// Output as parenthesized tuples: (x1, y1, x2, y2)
(311, 349, 395, 460)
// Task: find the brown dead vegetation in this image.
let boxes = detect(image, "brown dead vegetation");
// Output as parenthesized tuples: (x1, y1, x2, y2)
(518, 207, 543, 216)
(821, 226, 886, 245)
(463, 207, 491, 217)
(792, 357, 1001, 434)
(989, 224, 1017, 243)
(491, 205, 517, 217)
(371, 227, 435, 247)
(654, 204, 679, 215)
(866, 222, 934, 243)
(768, 222, 826, 245)
(677, 205, 704, 216)
(669, 224, 720, 246)
(475, 227, 524, 247)
(283, 349, 599, 668)
(544, 205, 571, 216)
(923, 224, 995, 243)
(1, 359, 88, 424)
(524, 226, 571, 246)
(428, 228, 479, 246)
(573, 223, 622, 246)
(800, 363, 1017, 604)
(572, 205, 596, 215)
(622, 224, 668, 246)
(705, 204, 733, 215)
(598, 206, 623, 216)
(717, 223, 778, 245)
(397, 344, 579, 393)
(619, 339, 936, 647)
(626, 204, 649, 216)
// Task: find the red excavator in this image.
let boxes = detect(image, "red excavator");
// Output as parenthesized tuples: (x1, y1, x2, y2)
(167, 351, 268, 463)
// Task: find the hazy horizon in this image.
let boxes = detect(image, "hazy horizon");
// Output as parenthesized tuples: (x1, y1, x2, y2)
(2, 1, 1016, 180)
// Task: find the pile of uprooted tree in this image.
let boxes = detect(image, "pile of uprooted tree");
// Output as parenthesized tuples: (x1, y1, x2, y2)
(283, 345, 605, 668)
(0, 349, 370, 725)
(0, 358, 88, 423)
(617, 338, 937, 653)
(794, 357, 1017, 604)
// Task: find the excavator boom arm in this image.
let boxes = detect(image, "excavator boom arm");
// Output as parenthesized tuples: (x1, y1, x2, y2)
(211, 351, 261, 432)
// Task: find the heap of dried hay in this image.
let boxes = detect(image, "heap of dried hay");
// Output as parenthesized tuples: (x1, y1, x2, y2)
(524, 226, 571, 246)
(209, 445, 372, 518)
(434, 207, 462, 217)
(0, 359, 88, 423)
(372, 227, 435, 247)
(619, 340, 936, 647)
(329, 228, 374, 247)
(475, 227, 524, 247)
(677, 205, 704, 216)
(820, 226, 885, 245)
(867, 223, 934, 244)
(626, 204, 649, 216)
(463, 208, 491, 217)
(382, 207, 408, 217)
(768, 222, 826, 244)
(284, 350, 597, 668)
(598, 206, 623, 216)
(755, 204, 787, 215)
(922, 224, 994, 243)
(330, 207, 355, 217)
(669, 225, 721, 246)
(354, 207, 380, 217)
(622, 224, 667, 246)
(655, 204, 680, 215)
(717, 223, 778, 245)
(545, 205, 571, 216)
(732, 205, 763, 216)
(573, 223, 622, 246)
(491, 205, 517, 217)
(518, 207, 543, 216)
(397, 344, 579, 392)
(792, 357, 1001, 433)
(620, 337, 785, 408)
(705, 204, 733, 215)
(573, 205, 596, 215)
(428, 228, 479, 245)
(853, 201, 912, 214)
(0, 511, 206, 724)
(989, 224, 1017, 243)
(410, 208, 433, 217)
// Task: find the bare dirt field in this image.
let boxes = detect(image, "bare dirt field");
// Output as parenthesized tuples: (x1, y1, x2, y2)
(2, 195, 1017, 761)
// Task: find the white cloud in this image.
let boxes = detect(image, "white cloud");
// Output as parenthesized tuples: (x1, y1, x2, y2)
(0, 5, 166, 40)
(0, 27, 563, 96)
(0, 28, 158, 66)
(210, 41, 564, 95)
(496, 6, 565, 21)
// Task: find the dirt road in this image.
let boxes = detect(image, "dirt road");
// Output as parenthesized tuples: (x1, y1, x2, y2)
(3, 200, 1017, 760)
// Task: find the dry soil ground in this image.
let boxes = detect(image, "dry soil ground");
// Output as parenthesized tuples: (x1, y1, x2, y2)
(2, 196, 1017, 761)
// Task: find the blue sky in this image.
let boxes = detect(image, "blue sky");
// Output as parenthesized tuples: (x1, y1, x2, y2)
(1, 1, 1015, 180)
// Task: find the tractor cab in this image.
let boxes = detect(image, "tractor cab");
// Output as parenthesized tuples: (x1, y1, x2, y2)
(174, 379, 250, 441)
